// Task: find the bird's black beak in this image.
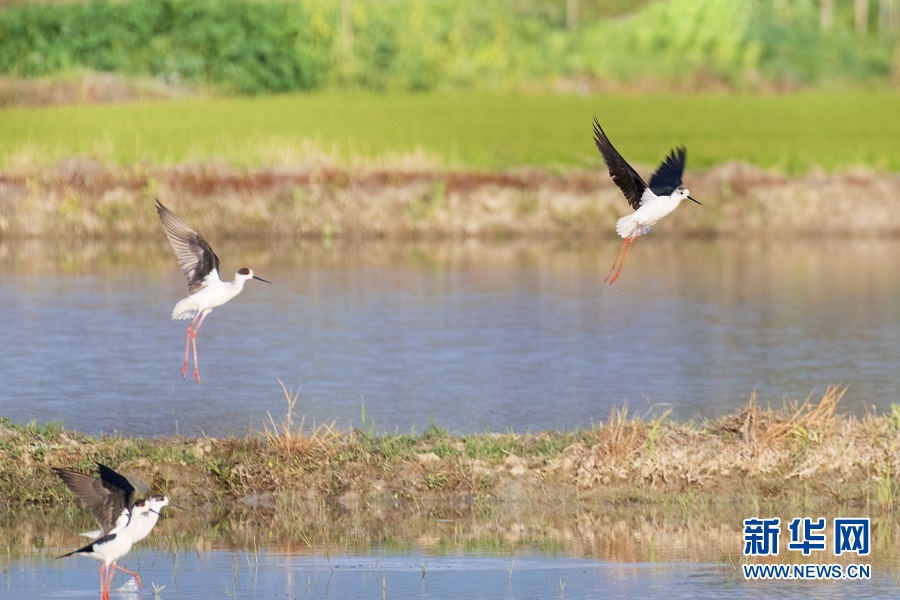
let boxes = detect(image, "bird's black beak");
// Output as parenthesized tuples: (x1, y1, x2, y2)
(253, 276, 271, 284)
(168, 502, 186, 510)
(688, 195, 701, 205)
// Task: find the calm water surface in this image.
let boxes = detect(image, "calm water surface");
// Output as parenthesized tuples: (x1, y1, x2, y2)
(3, 238, 900, 437)
(6, 549, 899, 600)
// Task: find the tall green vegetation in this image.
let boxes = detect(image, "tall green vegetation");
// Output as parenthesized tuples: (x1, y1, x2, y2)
(574, 0, 896, 88)
(0, 0, 895, 93)
(0, 0, 327, 93)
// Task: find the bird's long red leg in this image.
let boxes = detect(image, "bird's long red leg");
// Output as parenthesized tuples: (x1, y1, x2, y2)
(101, 563, 113, 600)
(191, 312, 210, 384)
(99, 564, 108, 600)
(110, 564, 142, 589)
(604, 237, 631, 284)
(607, 237, 635, 285)
(183, 311, 203, 379)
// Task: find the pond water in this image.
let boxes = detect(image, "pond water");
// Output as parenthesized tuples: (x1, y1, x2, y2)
(3, 238, 900, 437)
(3, 468, 897, 599)
(6, 542, 898, 599)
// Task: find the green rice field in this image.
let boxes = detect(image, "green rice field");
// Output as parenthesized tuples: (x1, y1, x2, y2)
(2, 91, 898, 172)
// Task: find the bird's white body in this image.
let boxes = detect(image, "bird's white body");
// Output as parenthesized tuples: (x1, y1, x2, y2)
(615, 188, 692, 239)
(67, 503, 151, 568)
(172, 270, 255, 320)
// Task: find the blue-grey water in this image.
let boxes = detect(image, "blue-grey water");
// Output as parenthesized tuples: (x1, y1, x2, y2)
(6, 548, 898, 599)
(6, 233, 900, 600)
(3, 238, 900, 437)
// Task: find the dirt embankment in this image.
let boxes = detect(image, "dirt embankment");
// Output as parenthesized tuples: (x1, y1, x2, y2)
(2, 388, 897, 520)
(1, 160, 898, 239)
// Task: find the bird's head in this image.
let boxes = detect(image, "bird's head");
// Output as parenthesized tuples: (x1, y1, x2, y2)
(675, 187, 701, 205)
(236, 267, 271, 284)
(147, 494, 170, 512)
(130, 499, 153, 518)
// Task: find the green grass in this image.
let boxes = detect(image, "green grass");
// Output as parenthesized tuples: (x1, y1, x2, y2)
(1, 91, 898, 172)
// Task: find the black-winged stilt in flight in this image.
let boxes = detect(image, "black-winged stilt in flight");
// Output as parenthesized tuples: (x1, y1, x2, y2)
(593, 117, 701, 285)
(156, 200, 270, 383)
(54, 463, 172, 599)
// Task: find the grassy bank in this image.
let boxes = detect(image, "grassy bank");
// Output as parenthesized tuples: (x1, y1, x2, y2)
(2, 386, 897, 519)
(1, 91, 898, 172)
(2, 159, 899, 239)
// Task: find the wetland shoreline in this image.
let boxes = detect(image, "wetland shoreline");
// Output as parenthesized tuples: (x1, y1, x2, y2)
(3, 387, 896, 522)
(2, 160, 899, 239)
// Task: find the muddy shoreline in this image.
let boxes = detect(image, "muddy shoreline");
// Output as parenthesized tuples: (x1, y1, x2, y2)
(2, 160, 899, 239)
(2, 388, 895, 523)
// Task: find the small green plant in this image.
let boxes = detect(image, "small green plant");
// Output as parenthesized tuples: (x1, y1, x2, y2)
(889, 404, 900, 432)
(359, 397, 378, 437)
(422, 472, 447, 490)
(877, 464, 893, 513)
(423, 419, 449, 440)
(645, 408, 672, 454)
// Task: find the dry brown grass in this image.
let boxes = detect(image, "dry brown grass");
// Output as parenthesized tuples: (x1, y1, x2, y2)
(713, 385, 848, 447)
(587, 403, 672, 459)
(1, 160, 899, 239)
(744, 384, 846, 444)
(261, 379, 339, 457)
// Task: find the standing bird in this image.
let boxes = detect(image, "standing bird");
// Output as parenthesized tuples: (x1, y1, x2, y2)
(59, 501, 152, 599)
(156, 200, 271, 383)
(54, 463, 171, 598)
(593, 118, 701, 285)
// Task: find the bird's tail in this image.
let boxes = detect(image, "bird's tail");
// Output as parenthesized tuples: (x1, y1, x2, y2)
(57, 541, 93, 559)
(171, 298, 197, 321)
(615, 215, 651, 239)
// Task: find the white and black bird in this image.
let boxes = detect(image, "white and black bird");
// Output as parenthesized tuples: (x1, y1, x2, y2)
(593, 118, 701, 285)
(54, 464, 170, 598)
(156, 200, 271, 383)
(58, 501, 151, 599)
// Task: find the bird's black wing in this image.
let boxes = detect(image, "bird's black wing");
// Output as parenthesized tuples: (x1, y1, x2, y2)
(593, 117, 647, 210)
(96, 463, 136, 508)
(156, 200, 220, 294)
(53, 463, 134, 535)
(647, 146, 686, 197)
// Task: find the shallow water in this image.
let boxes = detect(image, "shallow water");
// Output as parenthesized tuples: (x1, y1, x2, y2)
(6, 547, 899, 600)
(4, 505, 898, 599)
(6, 237, 900, 597)
(3, 238, 900, 437)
